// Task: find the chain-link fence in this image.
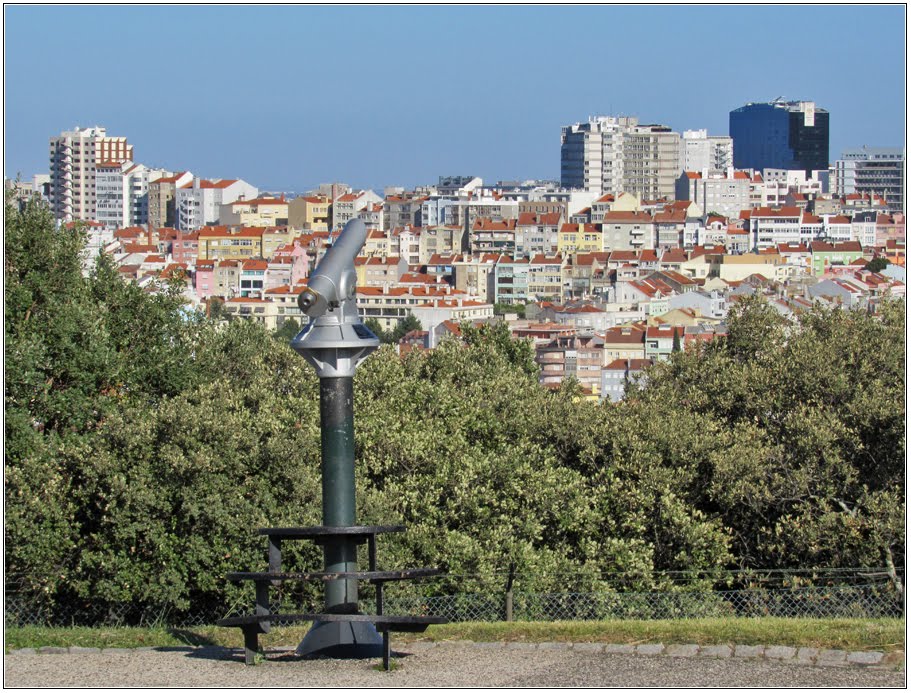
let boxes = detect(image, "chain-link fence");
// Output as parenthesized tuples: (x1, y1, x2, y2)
(6, 570, 904, 628)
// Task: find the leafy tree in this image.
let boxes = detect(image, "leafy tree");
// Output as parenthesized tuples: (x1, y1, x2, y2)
(5, 194, 905, 617)
(494, 302, 526, 319)
(865, 256, 891, 273)
(364, 314, 423, 344)
(273, 317, 302, 343)
(626, 294, 905, 574)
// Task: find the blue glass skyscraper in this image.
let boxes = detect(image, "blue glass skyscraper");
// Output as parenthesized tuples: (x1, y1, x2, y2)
(729, 100, 829, 173)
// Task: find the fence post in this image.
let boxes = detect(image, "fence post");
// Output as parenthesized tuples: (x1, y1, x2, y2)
(504, 562, 515, 622)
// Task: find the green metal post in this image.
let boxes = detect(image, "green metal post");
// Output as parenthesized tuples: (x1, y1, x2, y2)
(319, 376, 358, 613)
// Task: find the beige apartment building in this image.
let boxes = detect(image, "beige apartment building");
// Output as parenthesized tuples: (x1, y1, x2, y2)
(622, 124, 681, 201)
(288, 195, 331, 231)
(419, 225, 463, 263)
(220, 196, 290, 227)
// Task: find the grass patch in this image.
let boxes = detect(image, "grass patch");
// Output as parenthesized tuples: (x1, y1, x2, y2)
(405, 618, 905, 653)
(6, 618, 904, 654)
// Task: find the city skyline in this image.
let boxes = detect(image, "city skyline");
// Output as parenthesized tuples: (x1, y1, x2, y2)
(4, 4, 906, 192)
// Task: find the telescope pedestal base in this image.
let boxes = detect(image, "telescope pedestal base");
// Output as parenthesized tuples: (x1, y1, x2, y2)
(296, 620, 384, 659)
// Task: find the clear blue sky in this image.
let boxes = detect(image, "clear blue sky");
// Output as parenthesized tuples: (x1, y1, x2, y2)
(4, 4, 906, 192)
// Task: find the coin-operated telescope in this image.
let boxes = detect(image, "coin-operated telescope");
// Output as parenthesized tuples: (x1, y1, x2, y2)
(292, 218, 380, 378)
(290, 219, 382, 657)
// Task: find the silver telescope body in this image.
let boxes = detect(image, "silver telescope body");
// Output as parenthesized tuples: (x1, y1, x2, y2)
(298, 219, 368, 318)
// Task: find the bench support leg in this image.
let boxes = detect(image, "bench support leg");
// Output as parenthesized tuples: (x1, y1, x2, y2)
(242, 626, 259, 665)
(382, 630, 391, 671)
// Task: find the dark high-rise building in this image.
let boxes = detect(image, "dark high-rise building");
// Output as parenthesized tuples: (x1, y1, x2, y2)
(729, 100, 829, 174)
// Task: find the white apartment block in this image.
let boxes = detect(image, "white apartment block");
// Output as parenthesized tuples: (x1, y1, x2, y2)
(680, 130, 734, 172)
(421, 196, 459, 226)
(49, 126, 133, 222)
(676, 169, 751, 218)
(560, 116, 681, 200)
(561, 116, 637, 194)
(175, 178, 258, 231)
(831, 146, 904, 213)
(95, 162, 172, 231)
(332, 190, 383, 230)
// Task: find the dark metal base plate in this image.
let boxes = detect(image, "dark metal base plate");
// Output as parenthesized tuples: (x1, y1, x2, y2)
(295, 619, 384, 659)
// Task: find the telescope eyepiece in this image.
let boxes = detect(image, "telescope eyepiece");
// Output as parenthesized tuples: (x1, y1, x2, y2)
(298, 288, 320, 315)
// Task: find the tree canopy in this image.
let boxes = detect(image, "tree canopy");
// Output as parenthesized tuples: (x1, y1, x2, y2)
(5, 197, 905, 619)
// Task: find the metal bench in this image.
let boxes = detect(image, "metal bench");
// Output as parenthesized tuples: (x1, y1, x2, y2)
(218, 525, 446, 669)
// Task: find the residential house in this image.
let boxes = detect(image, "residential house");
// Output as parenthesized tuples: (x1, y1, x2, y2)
(470, 218, 517, 255)
(220, 195, 289, 228)
(601, 358, 651, 403)
(489, 256, 530, 305)
(516, 212, 562, 256)
(601, 210, 655, 251)
(558, 222, 602, 255)
(527, 254, 565, 300)
(809, 241, 865, 276)
(288, 195, 331, 231)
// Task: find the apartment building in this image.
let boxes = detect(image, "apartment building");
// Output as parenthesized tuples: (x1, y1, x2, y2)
(356, 285, 473, 331)
(452, 253, 501, 301)
(601, 358, 651, 403)
(148, 171, 193, 230)
(676, 169, 751, 219)
(176, 178, 258, 231)
(196, 226, 265, 261)
(332, 190, 382, 229)
(601, 210, 656, 251)
(560, 116, 680, 199)
(623, 124, 681, 200)
(220, 195, 289, 227)
(536, 334, 604, 393)
(419, 225, 463, 264)
(470, 218, 517, 255)
(679, 129, 734, 172)
(288, 195, 331, 231)
(516, 212, 562, 256)
(557, 223, 601, 255)
(94, 161, 171, 231)
(489, 256, 529, 305)
(831, 146, 904, 213)
(527, 254, 565, 300)
(49, 126, 133, 222)
(384, 194, 427, 230)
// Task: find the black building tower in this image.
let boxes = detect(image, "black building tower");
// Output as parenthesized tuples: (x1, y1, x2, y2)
(729, 99, 829, 174)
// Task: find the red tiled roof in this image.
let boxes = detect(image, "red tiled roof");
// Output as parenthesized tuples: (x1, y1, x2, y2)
(602, 211, 654, 223)
(605, 358, 651, 371)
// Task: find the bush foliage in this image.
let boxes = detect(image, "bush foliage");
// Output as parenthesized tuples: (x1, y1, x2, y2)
(4, 197, 905, 617)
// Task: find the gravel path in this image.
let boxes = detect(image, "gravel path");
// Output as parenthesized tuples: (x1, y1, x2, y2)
(5, 643, 905, 688)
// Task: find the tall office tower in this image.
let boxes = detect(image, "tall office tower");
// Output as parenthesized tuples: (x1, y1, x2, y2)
(49, 126, 133, 223)
(561, 116, 680, 199)
(832, 146, 905, 213)
(729, 99, 829, 174)
(680, 129, 734, 172)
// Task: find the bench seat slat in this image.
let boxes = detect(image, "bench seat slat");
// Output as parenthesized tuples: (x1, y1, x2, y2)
(226, 568, 441, 583)
(257, 525, 405, 539)
(217, 613, 445, 628)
